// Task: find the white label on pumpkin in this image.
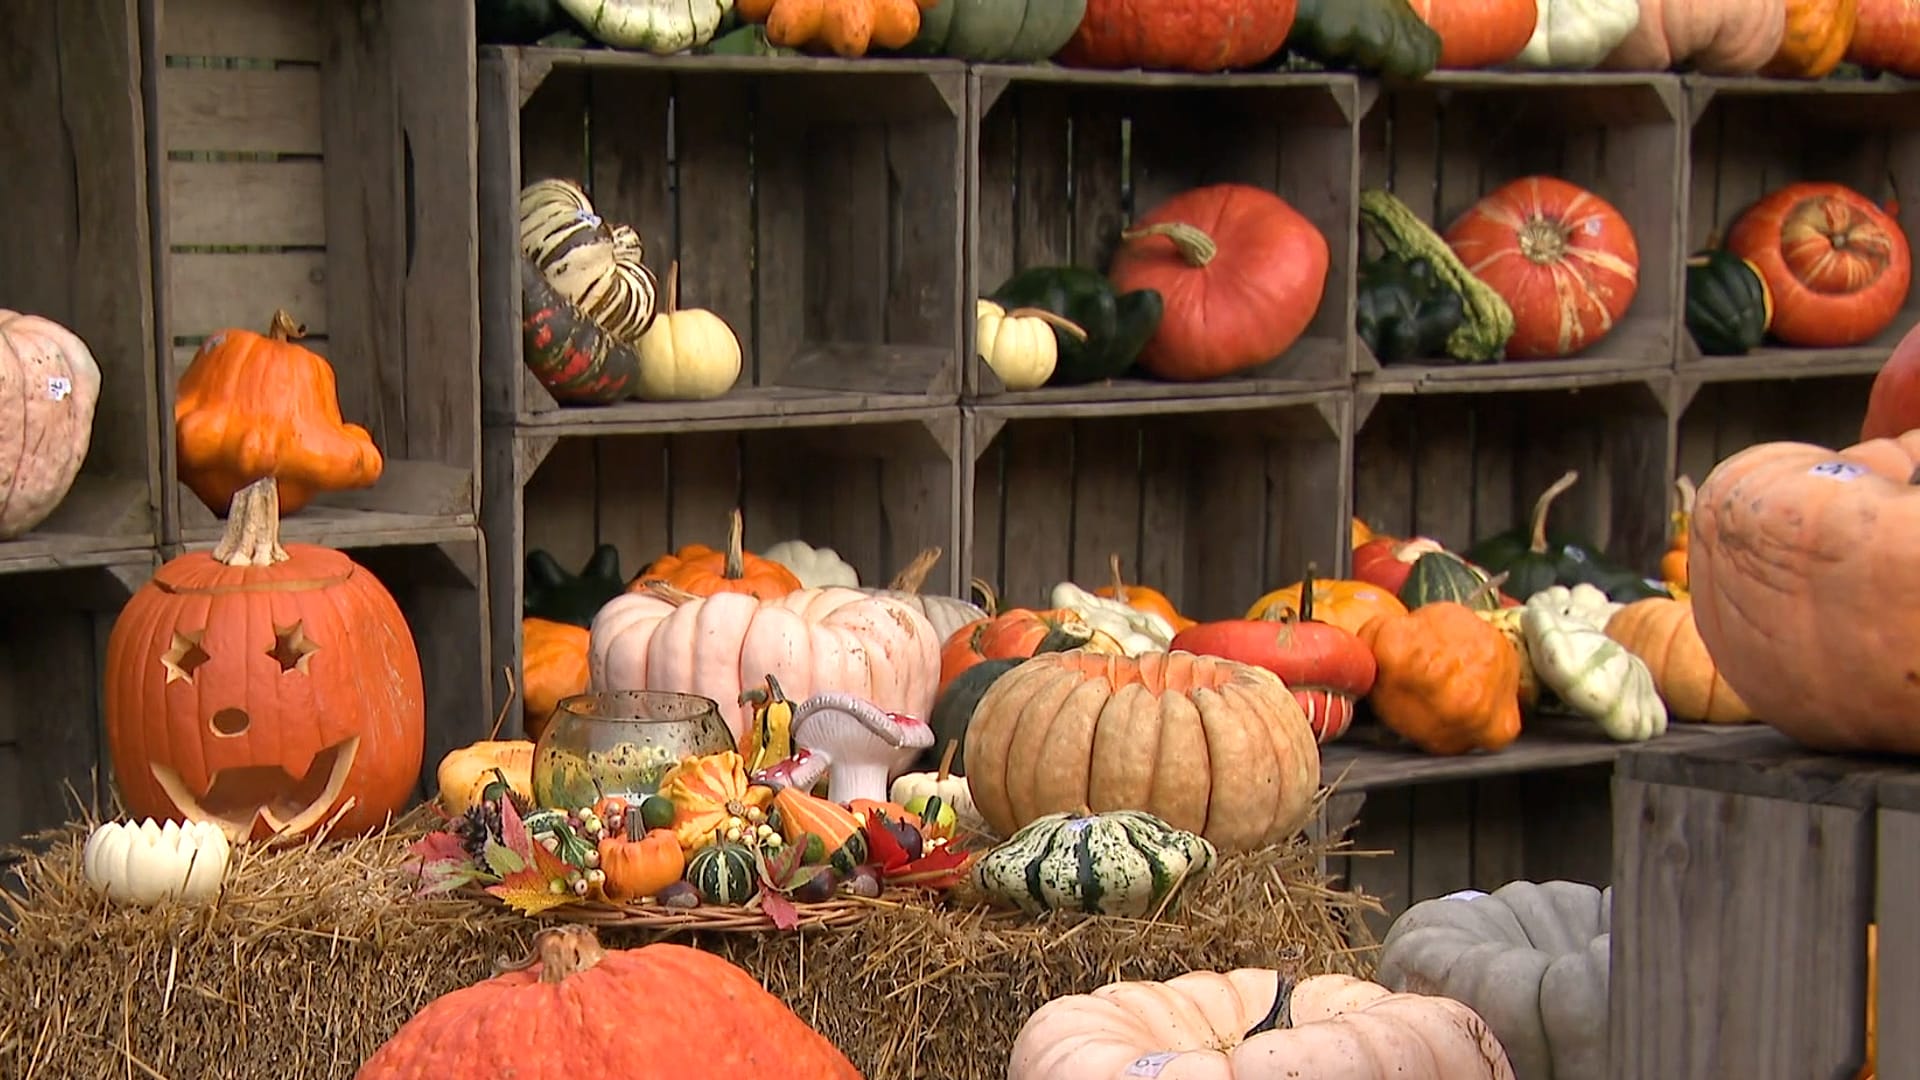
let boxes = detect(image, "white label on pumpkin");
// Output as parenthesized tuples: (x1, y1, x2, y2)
(1440, 889, 1489, 902)
(45, 376, 71, 401)
(1808, 461, 1867, 481)
(1126, 1053, 1180, 1077)
(1066, 816, 1096, 833)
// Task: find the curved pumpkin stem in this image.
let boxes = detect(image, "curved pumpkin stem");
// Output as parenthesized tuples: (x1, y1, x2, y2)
(1466, 570, 1511, 608)
(969, 578, 1000, 616)
(266, 308, 307, 343)
(1298, 562, 1319, 623)
(212, 477, 290, 566)
(642, 580, 702, 606)
(1247, 972, 1297, 1037)
(887, 547, 943, 593)
(662, 259, 681, 316)
(1527, 470, 1580, 555)
(935, 739, 958, 782)
(1674, 475, 1696, 517)
(1004, 307, 1089, 342)
(1106, 554, 1130, 598)
(1121, 221, 1218, 268)
(723, 508, 747, 580)
(496, 925, 606, 982)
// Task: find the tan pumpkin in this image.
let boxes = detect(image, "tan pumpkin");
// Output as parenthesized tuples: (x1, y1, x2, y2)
(435, 740, 535, 813)
(1605, 597, 1752, 724)
(589, 582, 943, 747)
(963, 649, 1321, 854)
(0, 310, 103, 539)
(1689, 432, 1920, 753)
(1009, 970, 1515, 1079)
(1602, 0, 1785, 73)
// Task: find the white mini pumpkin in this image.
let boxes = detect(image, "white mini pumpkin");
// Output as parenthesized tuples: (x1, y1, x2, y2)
(634, 261, 742, 401)
(83, 818, 231, 906)
(763, 539, 861, 589)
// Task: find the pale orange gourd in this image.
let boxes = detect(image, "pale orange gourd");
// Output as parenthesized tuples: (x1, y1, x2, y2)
(962, 649, 1321, 854)
(1602, 0, 1785, 74)
(521, 617, 590, 740)
(1763, 0, 1859, 77)
(1350, 517, 1376, 548)
(655, 751, 775, 851)
(734, 0, 936, 57)
(434, 740, 535, 813)
(1606, 597, 1753, 724)
(174, 309, 383, 515)
(1361, 602, 1522, 755)
(1094, 554, 1195, 631)
(1245, 577, 1409, 639)
(1689, 432, 1920, 753)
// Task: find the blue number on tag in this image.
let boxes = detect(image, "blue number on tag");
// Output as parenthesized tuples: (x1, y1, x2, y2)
(1808, 462, 1867, 481)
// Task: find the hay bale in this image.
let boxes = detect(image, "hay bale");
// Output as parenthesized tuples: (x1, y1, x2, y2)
(0, 812, 1380, 1080)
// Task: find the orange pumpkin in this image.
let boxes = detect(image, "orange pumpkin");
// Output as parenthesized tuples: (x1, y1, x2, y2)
(1606, 597, 1752, 724)
(102, 478, 424, 841)
(655, 751, 775, 850)
(357, 928, 861, 1079)
(1350, 517, 1376, 548)
(1690, 432, 1920, 754)
(1660, 477, 1694, 594)
(597, 828, 685, 902)
(1863, 320, 1920, 441)
(1726, 182, 1912, 349)
(1360, 602, 1522, 756)
(938, 586, 1114, 694)
(1764, 0, 1859, 77)
(1245, 576, 1409, 639)
(1404, 0, 1538, 68)
(1094, 554, 1195, 632)
(1848, 0, 1920, 75)
(1445, 177, 1640, 360)
(734, 0, 936, 58)
(1055, 0, 1298, 73)
(635, 509, 801, 601)
(522, 617, 589, 740)
(174, 309, 384, 515)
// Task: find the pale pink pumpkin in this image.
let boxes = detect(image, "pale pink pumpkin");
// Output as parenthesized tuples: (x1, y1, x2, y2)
(588, 584, 942, 744)
(1601, 0, 1785, 73)
(0, 311, 102, 540)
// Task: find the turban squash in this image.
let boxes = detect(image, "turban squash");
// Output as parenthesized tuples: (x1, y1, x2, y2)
(1725, 182, 1911, 349)
(0, 309, 101, 540)
(1689, 431, 1920, 753)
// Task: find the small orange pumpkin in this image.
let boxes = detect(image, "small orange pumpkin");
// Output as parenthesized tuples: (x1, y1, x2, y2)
(1606, 597, 1752, 724)
(1660, 477, 1694, 595)
(174, 309, 384, 515)
(655, 751, 774, 851)
(1360, 602, 1522, 756)
(937, 585, 1118, 694)
(597, 828, 685, 902)
(1763, 0, 1859, 77)
(848, 798, 921, 829)
(1350, 517, 1376, 548)
(634, 509, 801, 601)
(1094, 554, 1195, 631)
(1245, 576, 1409, 639)
(522, 617, 590, 740)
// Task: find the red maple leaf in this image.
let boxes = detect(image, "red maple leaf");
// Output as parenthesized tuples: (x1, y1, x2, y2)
(404, 830, 484, 895)
(864, 812, 978, 891)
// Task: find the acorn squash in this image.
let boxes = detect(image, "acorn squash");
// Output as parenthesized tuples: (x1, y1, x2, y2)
(908, 0, 1086, 60)
(525, 545, 627, 627)
(1685, 249, 1775, 356)
(927, 657, 1023, 774)
(1398, 551, 1500, 611)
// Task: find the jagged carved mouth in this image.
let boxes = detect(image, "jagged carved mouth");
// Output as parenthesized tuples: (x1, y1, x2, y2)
(151, 735, 361, 841)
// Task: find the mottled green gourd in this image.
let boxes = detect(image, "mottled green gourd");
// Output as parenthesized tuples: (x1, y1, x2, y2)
(972, 808, 1217, 918)
(1685, 250, 1775, 356)
(685, 840, 759, 905)
(1359, 189, 1515, 362)
(1396, 551, 1501, 612)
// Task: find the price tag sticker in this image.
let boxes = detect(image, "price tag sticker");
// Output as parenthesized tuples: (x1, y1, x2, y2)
(1808, 461, 1867, 481)
(46, 376, 71, 401)
(1126, 1052, 1180, 1077)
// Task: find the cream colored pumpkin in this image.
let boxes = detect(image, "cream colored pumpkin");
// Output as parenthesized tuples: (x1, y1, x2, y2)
(634, 261, 741, 401)
(861, 547, 988, 640)
(589, 584, 942, 745)
(976, 299, 1083, 391)
(0, 310, 102, 540)
(763, 539, 861, 589)
(1514, 0, 1640, 68)
(1008, 970, 1516, 1079)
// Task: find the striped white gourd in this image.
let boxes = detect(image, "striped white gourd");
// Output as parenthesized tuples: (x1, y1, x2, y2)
(518, 179, 661, 344)
(973, 809, 1217, 918)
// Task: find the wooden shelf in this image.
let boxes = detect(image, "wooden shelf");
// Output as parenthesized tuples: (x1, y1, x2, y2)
(1323, 718, 1759, 794)
(500, 385, 952, 437)
(1358, 357, 1671, 395)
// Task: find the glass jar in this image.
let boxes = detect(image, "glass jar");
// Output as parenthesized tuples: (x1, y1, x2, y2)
(531, 690, 735, 810)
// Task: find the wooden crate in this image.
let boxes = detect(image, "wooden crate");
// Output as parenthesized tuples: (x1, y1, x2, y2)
(1352, 378, 1673, 576)
(1684, 76, 1920, 374)
(0, 0, 160, 573)
(964, 392, 1347, 622)
(149, 0, 481, 547)
(1610, 726, 1908, 1080)
(1877, 775, 1920, 1080)
(1677, 371, 1872, 487)
(484, 411, 962, 714)
(477, 49, 966, 430)
(1360, 74, 1684, 382)
(969, 69, 1361, 400)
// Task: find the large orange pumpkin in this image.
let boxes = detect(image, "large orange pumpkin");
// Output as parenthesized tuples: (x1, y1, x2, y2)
(634, 508, 802, 601)
(174, 309, 384, 515)
(1602, 0, 1784, 73)
(1726, 183, 1912, 349)
(1445, 177, 1640, 360)
(1689, 432, 1920, 753)
(0, 309, 101, 540)
(1862, 321, 1920, 441)
(1848, 0, 1920, 74)
(355, 927, 861, 1079)
(1109, 183, 1330, 381)
(1763, 0, 1859, 77)
(103, 478, 425, 841)
(962, 649, 1321, 854)
(1245, 576, 1410, 639)
(1606, 597, 1752, 724)
(1404, 0, 1538, 68)
(1057, 0, 1297, 72)
(522, 616, 590, 740)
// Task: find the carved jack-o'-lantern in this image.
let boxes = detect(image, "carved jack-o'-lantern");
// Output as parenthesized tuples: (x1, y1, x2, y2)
(103, 478, 425, 841)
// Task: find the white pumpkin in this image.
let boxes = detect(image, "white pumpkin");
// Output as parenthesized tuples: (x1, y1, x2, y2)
(890, 769, 986, 835)
(1522, 592, 1667, 741)
(633, 261, 742, 401)
(1377, 880, 1610, 1080)
(555, 0, 733, 53)
(976, 299, 1076, 391)
(1049, 582, 1174, 656)
(762, 539, 861, 589)
(0, 311, 102, 540)
(1513, 0, 1641, 69)
(82, 818, 231, 906)
(863, 548, 988, 641)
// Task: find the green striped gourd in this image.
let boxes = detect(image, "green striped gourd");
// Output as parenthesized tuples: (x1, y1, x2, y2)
(685, 840, 758, 905)
(1397, 550, 1500, 611)
(972, 809, 1217, 918)
(517, 179, 659, 344)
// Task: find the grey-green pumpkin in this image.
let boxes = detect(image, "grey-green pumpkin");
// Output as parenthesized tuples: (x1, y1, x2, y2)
(972, 808, 1217, 918)
(908, 0, 1087, 62)
(685, 840, 758, 905)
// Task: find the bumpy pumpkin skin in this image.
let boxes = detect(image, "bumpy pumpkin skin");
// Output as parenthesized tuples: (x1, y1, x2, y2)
(355, 928, 861, 1080)
(0, 310, 102, 540)
(1689, 432, 1920, 753)
(1763, 0, 1858, 78)
(1059, 0, 1298, 72)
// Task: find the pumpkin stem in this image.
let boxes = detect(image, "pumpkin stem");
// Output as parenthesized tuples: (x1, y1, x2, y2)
(1073, 804, 1094, 818)
(1122, 222, 1218, 268)
(1246, 973, 1296, 1038)
(936, 739, 958, 782)
(970, 578, 1000, 616)
(1466, 570, 1511, 608)
(663, 259, 681, 315)
(1527, 470, 1580, 555)
(266, 309, 307, 343)
(1106, 554, 1130, 598)
(497, 926, 607, 982)
(1004, 307, 1089, 342)
(642, 580, 702, 606)
(1674, 475, 1696, 516)
(723, 508, 747, 579)
(887, 548, 943, 593)
(1298, 562, 1318, 623)
(1517, 218, 1570, 263)
(489, 667, 516, 741)
(212, 478, 291, 566)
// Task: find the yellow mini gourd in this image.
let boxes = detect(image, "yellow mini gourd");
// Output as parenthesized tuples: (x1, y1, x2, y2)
(635, 261, 742, 401)
(975, 299, 1086, 391)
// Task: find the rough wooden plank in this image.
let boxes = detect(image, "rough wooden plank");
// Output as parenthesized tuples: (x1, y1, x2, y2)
(1519, 764, 1614, 886)
(666, 433, 743, 555)
(477, 54, 525, 423)
(523, 438, 600, 572)
(876, 423, 961, 594)
(1407, 782, 1474, 904)
(884, 108, 965, 396)
(1066, 421, 1142, 589)
(167, 251, 329, 339)
(1321, 719, 1748, 792)
(674, 79, 759, 380)
(1344, 785, 1411, 938)
(991, 420, 1073, 607)
(1877, 780, 1920, 1080)
(1611, 775, 1871, 1080)
(1, 609, 106, 838)
(160, 0, 322, 61)
(165, 160, 327, 247)
(159, 66, 324, 154)
(592, 438, 670, 578)
(1617, 725, 1903, 807)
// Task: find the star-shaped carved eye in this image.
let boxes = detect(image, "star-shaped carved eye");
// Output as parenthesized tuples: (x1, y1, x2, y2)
(269, 622, 319, 673)
(161, 631, 211, 684)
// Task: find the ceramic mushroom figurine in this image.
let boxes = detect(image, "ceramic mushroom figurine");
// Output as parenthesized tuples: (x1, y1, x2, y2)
(789, 693, 935, 804)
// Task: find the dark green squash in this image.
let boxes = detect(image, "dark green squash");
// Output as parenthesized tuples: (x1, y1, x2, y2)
(990, 267, 1164, 385)
(521, 255, 645, 405)
(525, 544, 626, 627)
(685, 841, 759, 905)
(925, 658, 1025, 774)
(1356, 252, 1466, 364)
(475, 0, 578, 44)
(1397, 551, 1499, 611)
(1285, 0, 1442, 79)
(1685, 250, 1774, 356)
(906, 0, 1086, 60)
(1472, 470, 1583, 601)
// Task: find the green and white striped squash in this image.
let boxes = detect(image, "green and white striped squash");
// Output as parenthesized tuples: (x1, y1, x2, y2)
(556, 0, 733, 54)
(685, 840, 759, 905)
(517, 178, 660, 345)
(972, 809, 1217, 918)
(1398, 550, 1499, 611)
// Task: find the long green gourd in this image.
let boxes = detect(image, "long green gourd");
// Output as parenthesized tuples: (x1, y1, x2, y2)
(1359, 188, 1516, 362)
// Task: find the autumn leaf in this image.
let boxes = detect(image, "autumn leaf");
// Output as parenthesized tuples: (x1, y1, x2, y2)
(405, 830, 487, 895)
(884, 845, 978, 891)
(760, 890, 801, 931)
(485, 868, 578, 917)
(483, 837, 526, 879)
(498, 792, 536, 860)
